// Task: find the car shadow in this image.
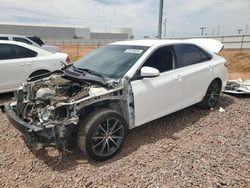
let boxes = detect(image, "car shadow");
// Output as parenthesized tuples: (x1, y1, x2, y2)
(29, 94, 235, 171)
(0, 92, 14, 101)
(222, 92, 250, 98)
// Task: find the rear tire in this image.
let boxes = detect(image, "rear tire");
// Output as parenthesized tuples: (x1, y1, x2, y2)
(200, 79, 221, 109)
(77, 108, 128, 161)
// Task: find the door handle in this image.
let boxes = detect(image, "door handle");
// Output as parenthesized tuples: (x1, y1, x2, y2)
(175, 75, 182, 81)
(26, 62, 31, 65)
(208, 65, 213, 70)
(20, 63, 25, 66)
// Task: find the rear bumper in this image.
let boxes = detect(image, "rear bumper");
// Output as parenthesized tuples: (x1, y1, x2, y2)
(4, 104, 73, 150)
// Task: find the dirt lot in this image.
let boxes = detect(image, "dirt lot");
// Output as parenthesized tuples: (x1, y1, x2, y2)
(0, 94, 249, 187)
(220, 50, 250, 79)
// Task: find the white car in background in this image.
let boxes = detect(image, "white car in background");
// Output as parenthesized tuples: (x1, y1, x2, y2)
(0, 40, 70, 93)
(5, 39, 227, 161)
(0, 34, 60, 53)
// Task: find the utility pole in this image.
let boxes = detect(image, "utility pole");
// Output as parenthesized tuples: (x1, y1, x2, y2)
(245, 24, 248, 34)
(158, 0, 164, 39)
(212, 29, 215, 35)
(217, 25, 220, 35)
(200, 27, 206, 36)
(163, 18, 167, 38)
(237, 29, 243, 34)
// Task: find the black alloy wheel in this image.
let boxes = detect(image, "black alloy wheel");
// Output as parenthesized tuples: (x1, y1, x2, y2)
(78, 109, 128, 161)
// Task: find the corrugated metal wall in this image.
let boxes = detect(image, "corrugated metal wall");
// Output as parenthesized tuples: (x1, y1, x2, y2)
(0, 24, 131, 40)
(0, 24, 75, 38)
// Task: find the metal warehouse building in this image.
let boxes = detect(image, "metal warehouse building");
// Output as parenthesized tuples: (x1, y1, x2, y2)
(0, 23, 132, 41)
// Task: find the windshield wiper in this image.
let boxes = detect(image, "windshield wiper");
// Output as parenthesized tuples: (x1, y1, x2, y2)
(73, 66, 106, 83)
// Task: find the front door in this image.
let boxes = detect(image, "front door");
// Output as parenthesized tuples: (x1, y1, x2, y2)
(131, 45, 183, 127)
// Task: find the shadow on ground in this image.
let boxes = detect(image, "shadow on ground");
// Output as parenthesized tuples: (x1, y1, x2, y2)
(21, 95, 235, 171)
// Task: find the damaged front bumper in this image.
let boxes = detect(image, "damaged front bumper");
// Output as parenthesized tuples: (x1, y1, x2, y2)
(4, 103, 76, 150)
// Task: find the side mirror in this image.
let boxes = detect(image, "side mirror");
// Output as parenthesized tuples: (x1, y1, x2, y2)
(140, 66, 160, 78)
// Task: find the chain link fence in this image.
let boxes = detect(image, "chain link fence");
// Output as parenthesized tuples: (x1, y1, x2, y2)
(45, 35, 250, 59)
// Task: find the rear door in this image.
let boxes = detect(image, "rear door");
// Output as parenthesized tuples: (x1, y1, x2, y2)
(0, 44, 37, 92)
(131, 45, 183, 127)
(174, 44, 213, 107)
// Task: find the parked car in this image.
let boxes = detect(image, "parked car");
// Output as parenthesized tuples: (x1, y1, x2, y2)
(0, 34, 60, 53)
(0, 40, 70, 93)
(5, 39, 227, 161)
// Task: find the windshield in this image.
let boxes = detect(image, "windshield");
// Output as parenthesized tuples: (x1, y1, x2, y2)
(73, 44, 149, 78)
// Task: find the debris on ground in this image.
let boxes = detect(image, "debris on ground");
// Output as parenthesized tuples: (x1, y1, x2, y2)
(223, 78, 250, 95)
(218, 107, 226, 112)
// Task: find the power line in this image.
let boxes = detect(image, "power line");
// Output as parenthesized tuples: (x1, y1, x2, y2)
(107, 0, 120, 33)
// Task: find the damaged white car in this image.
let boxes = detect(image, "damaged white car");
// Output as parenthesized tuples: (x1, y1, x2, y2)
(5, 39, 228, 161)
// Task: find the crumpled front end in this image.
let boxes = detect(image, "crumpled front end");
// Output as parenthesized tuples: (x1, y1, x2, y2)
(5, 103, 76, 150)
(5, 73, 105, 150)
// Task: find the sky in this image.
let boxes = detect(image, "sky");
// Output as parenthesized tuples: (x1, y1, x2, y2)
(0, 0, 249, 38)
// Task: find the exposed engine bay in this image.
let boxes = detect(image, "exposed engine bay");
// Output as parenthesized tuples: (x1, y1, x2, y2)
(7, 71, 133, 150)
(16, 74, 90, 126)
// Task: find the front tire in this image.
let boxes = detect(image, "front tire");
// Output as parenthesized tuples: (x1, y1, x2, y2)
(77, 108, 128, 161)
(200, 79, 221, 109)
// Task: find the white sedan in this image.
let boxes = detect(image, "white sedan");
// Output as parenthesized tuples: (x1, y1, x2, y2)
(5, 39, 227, 161)
(0, 40, 69, 93)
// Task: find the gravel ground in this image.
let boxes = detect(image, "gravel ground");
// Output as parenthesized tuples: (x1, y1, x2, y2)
(0, 94, 249, 187)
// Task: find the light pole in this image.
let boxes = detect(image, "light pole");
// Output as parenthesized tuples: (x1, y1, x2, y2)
(237, 29, 243, 34)
(158, 0, 164, 39)
(200, 27, 206, 36)
(163, 18, 167, 38)
(217, 25, 220, 35)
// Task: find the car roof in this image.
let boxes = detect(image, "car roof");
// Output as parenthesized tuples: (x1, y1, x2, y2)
(111, 39, 182, 47)
(0, 40, 52, 55)
(0, 34, 28, 38)
(111, 39, 224, 54)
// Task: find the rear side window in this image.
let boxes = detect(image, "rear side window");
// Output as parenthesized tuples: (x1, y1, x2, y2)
(11, 45, 38, 58)
(13, 37, 33, 45)
(175, 44, 211, 68)
(0, 37, 9, 40)
(28, 36, 44, 46)
(0, 44, 38, 60)
(0, 44, 12, 60)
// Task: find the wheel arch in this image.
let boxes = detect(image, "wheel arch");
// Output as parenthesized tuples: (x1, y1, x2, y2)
(211, 77, 222, 91)
(79, 99, 129, 124)
(29, 69, 51, 78)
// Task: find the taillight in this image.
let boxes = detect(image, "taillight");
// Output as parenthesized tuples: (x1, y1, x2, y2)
(66, 56, 70, 64)
(224, 61, 229, 67)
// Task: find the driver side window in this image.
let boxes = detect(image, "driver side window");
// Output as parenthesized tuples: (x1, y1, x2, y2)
(143, 45, 175, 73)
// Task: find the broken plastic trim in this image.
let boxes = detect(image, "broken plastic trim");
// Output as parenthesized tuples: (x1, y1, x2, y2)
(223, 79, 250, 95)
